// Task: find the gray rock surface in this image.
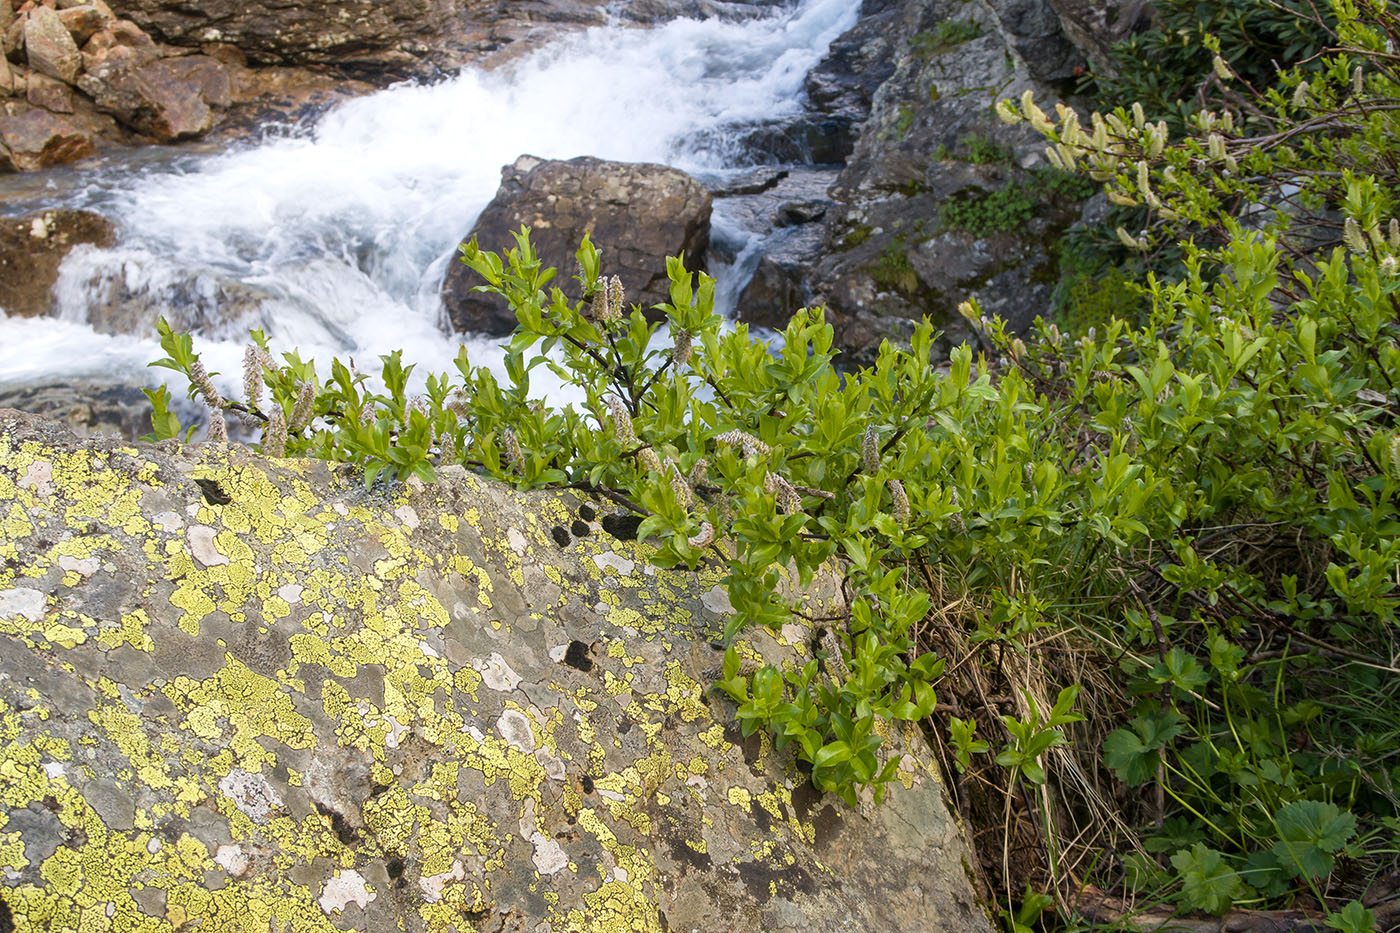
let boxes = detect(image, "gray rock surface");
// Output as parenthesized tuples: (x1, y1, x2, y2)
(444, 155, 713, 336)
(0, 413, 993, 933)
(755, 0, 1100, 364)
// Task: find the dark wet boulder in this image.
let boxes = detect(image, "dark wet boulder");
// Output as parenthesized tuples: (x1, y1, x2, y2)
(444, 155, 712, 336)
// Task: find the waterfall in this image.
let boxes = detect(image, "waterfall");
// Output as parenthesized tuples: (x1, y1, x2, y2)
(0, 0, 858, 399)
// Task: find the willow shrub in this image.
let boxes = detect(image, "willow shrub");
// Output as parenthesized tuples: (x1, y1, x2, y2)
(147, 4, 1400, 913)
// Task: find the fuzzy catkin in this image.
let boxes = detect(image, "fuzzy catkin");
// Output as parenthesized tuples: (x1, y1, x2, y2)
(290, 381, 315, 432)
(206, 406, 227, 444)
(265, 408, 287, 458)
(242, 346, 264, 411)
(672, 329, 692, 368)
(862, 425, 880, 473)
(190, 359, 222, 407)
(687, 522, 715, 549)
(668, 460, 693, 509)
(607, 396, 638, 447)
(502, 428, 523, 471)
(887, 479, 909, 523)
(638, 447, 662, 473)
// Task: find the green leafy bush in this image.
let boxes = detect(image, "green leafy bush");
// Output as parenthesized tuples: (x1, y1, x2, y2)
(148, 1, 1400, 922)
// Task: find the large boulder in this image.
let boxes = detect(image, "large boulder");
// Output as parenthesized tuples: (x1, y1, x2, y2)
(0, 105, 95, 169)
(0, 413, 992, 933)
(444, 155, 712, 336)
(747, 0, 1099, 365)
(106, 0, 469, 66)
(78, 53, 231, 141)
(0, 208, 115, 317)
(23, 5, 82, 85)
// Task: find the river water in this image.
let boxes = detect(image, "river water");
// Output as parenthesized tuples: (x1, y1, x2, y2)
(0, 0, 857, 401)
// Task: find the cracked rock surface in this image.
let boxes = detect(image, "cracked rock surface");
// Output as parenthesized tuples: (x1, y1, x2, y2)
(0, 412, 989, 933)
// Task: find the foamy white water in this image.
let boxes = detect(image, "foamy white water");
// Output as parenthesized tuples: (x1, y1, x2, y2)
(0, 0, 857, 400)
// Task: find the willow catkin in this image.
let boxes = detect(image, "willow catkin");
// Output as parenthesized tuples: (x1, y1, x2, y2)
(289, 381, 316, 432)
(668, 460, 693, 509)
(242, 346, 264, 411)
(716, 430, 770, 460)
(265, 408, 287, 458)
(189, 359, 222, 407)
(206, 406, 227, 444)
(502, 428, 523, 471)
(672, 329, 692, 368)
(607, 396, 638, 447)
(862, 425, 880, 473)
(687, 522, 715, 549)
(638, 447, 662, 473)
(887, 479, 909, 523)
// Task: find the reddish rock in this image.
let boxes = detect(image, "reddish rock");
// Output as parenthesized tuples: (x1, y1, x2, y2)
(0, 51, 13, 93)
(5, 16, 25, 63)
(56, 3, 106, 45)
(443, 155, 712, 336)
(79, 19, 157, 71)
(24, 5, 80, 83)
(0, 105, 94, 169)
(0, 208, 114, 316)
(78, 53, 228, 140)
(25, 68, 69, 110)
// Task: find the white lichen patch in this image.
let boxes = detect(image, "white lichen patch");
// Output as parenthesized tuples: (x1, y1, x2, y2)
(592, 552, 636, 576)
(187, 526, 229, 567)
(214, 844, 249, 877)
(529, 833, 569, 875)
(319, 869, 375, 914)
(548, 644, 569, 663)
(217, 768, 284, 824)
(508, 527, 529, 556)
(474, 652, 522, 691)
(534, 747, 566, 782)
(0, 587, 46, 622)
(394, 505, 420, 532)
(18, 460, 54, 496)
(419, 861, 465, 902)
(277, 583, 303, 604)
(43, 761, 65, 781)
(497, 709, 536, 753)
(57, 555, 100, 577)
(701, 585, 733, 614)
(151, 509, 184, 532)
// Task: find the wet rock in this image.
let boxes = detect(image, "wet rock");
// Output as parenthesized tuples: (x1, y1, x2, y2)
(444, 155, 712, 336)
(793, 0, 1095, 362)
(78, 53, 230, 140)
(736, 222, 826, 330)
(0, 207, 115, 316)
(0, 414, 993, 933)
(0, 381, 181, 439)
(0, 105, 96, 170)
(24, 5, 82, 84)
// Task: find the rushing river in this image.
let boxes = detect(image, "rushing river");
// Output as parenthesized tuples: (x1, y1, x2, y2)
(0, 0, 858, 399)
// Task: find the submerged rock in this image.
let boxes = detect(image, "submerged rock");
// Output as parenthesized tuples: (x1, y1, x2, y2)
(0, 207, 114, 316)
(0, 413, 991, 932)
(444, 155, 712, 336)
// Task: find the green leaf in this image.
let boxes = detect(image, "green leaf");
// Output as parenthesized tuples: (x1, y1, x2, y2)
(1271, 800, 1357, 880)
(1170, 844, 1246, 915)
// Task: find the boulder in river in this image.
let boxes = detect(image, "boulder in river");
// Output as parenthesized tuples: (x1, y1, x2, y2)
(444, 155, 712, 336)
(0, 207, 116, 317)
(0, 105, 96, 171)
(0, 412, 993, 933)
